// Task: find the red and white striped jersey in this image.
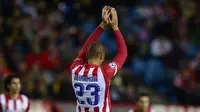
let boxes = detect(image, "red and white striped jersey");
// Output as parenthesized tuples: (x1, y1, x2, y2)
(71, 59, 119, 112)
(0, 93, 30, 112)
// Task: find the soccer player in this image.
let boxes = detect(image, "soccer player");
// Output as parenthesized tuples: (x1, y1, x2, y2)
(70, 6, 127, 112)
(0, 75, 30, 112)
(128, 93, 156, 112)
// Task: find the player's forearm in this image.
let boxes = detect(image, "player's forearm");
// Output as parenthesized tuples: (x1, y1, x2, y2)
(114, 27, 127, 54)
(77, 25, 104, 59)
(112, 28, 127, 68)
(99, 22, 107, 29)
(113, 27, 127, 53)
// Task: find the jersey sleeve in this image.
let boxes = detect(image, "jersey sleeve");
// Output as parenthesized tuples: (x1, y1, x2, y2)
(102, 30, 127, 81)
(25, 99, 30, 112)
(101, 61, 120, 81)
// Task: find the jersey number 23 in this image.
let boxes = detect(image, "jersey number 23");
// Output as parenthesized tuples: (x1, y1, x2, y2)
(74, 83, 100, 106)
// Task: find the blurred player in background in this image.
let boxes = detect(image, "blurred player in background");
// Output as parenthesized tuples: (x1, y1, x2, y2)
(0, 75, 30, 112)
(128, 93, 156, 112)
(70, 6, 127, 112)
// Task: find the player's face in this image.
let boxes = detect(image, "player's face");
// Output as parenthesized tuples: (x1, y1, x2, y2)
(138, 96, 150, 110)
(8, 78, 21, 93)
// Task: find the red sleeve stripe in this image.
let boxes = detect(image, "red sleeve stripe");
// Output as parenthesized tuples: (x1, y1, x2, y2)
(83, 67, 89, 76)
(92, 68, 98, 77)
(75, 66, 83, 75)
(25, 100, 30, 112)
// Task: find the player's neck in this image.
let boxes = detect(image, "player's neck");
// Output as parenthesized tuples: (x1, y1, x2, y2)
(88, 59, 101, 66)
(9, 92, 19, 99)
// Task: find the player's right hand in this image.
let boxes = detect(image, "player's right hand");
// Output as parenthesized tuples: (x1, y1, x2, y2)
(109, 8, 118, 28)
(102, 6, 111, 25)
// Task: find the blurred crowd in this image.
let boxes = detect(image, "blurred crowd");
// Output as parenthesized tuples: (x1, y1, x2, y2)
(0, 0, 200, 105)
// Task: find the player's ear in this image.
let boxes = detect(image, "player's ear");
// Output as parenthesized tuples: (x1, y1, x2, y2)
(99, 53, 104, 60)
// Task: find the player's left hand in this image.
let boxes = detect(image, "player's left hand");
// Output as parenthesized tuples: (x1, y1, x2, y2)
(102, 6, 111, 25)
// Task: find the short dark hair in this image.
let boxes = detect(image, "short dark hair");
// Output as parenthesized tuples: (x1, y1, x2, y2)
(136, 93, 150, 101)
(4, 74, 20, 92)
(87, 42, 105, 59)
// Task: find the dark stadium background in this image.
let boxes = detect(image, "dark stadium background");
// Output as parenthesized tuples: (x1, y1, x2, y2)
(0, 0, 199, 111)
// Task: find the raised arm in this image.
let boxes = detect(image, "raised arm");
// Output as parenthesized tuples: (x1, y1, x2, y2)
(70, 6, 111, 71)
(112, 27, 127, 70)
(101, 8, 127, 80)
(75, 6, 111, 62)
(76, 25, 104, 62)
(111, 8, 127, 70)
